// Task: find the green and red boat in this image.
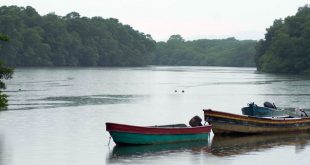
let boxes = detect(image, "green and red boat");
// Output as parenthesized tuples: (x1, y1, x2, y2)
(106, 122, 212, 145)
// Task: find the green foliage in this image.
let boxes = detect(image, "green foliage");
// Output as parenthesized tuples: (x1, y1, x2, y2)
(255, 5, 310, 74)
(0, 34, 9, 41)
(0, 5, 255, 68)
(0, 33, 13, 108)
(0, 5, 156, 67)
(152, 36, 256, 67)
(0, 93, 8, 108)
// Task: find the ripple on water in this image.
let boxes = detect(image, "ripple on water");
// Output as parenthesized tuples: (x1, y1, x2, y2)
(7, 94, 147, 111)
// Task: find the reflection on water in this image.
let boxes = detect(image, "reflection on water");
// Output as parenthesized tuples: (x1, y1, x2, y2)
(108, 141, 211, 163)
(0, 135, 3, 165)
(211, 133, 310, 156)
(8, 94, 145, 110)
(40, 94, 144, 107)
(108, 133, 310, 162)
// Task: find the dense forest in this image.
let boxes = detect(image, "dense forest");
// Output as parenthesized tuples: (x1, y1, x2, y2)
(255, 5, 310, 74)
(0, 5, 256, 67)
(153, 35, 256, 67)
(0, 6, 156, 66)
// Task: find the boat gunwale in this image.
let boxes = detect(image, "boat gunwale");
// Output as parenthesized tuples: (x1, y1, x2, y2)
(204, 109, 310, 134)
(106, 122, 212, 135)
(203, 109, 310, 124)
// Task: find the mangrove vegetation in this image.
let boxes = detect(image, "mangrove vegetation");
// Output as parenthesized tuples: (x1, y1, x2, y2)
(255, 5, 310, 74)
(0, 33, 13, 108)
(0, 5, 256, 67)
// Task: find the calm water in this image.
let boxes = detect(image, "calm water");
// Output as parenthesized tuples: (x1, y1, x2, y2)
(1, 66, 310, 165)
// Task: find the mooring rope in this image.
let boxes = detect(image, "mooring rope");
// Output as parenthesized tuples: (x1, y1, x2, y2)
(107, 136, 111, 146)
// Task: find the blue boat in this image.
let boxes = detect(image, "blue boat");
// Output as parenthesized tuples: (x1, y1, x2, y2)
(241, 102, 286, 117)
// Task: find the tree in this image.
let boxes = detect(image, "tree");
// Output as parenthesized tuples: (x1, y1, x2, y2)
(255, 5, 310, 74)
(0, 33, 13, 108)
(167, 34, 185, 43)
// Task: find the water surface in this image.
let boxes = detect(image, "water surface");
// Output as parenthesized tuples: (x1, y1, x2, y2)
(1, 66, 310, 165)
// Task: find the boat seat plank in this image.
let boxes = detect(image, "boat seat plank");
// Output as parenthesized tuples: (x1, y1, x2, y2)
(150, 124, 187, 128)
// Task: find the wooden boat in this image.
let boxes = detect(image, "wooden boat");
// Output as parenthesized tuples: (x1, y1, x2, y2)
(106, 122, 212, 145)
(241, 102, 286, 117)
(204, 109, 310, 135)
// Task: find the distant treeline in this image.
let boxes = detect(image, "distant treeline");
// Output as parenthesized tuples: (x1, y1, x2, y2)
(255, 5, 310, 74)
(0, 5, 256, 67)
(153, 35, 256, 67)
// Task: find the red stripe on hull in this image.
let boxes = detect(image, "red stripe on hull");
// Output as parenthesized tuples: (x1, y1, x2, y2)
(106, 122, 212, 135)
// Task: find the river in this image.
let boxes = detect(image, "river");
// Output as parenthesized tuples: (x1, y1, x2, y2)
(1, 66, 310, 165)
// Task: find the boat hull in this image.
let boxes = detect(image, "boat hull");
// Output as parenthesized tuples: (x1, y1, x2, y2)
(106, 122, 212, 145)
(109, 131, 210, 145)
(204, 109, 310, 135)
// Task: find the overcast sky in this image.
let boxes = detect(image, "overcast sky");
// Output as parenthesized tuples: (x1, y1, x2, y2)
(1, 0, 309, 41)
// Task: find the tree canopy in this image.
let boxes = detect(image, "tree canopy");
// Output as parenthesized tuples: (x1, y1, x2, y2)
(0, 6, 156, 67)
(152, 36, 256, 67)
(0, 5, 257, 68)
(255, 5, 310, 74)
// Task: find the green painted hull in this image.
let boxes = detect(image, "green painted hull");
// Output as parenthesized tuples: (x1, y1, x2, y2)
(109, 131, 210, 145)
